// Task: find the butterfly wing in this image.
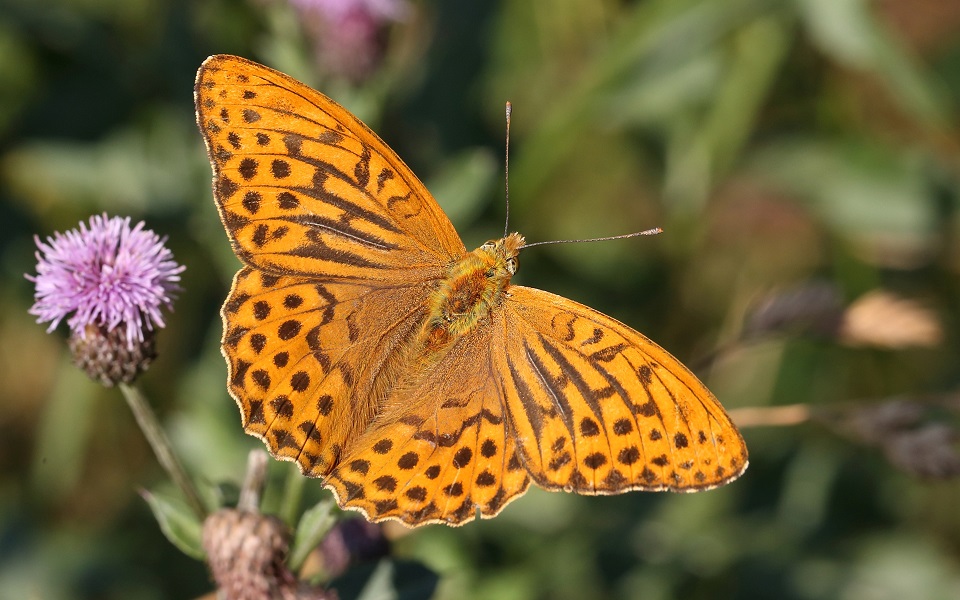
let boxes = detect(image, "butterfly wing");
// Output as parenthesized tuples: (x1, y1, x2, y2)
(195, 54, 466, 284)
(197, 54, 745, 526)
(326, 322, 531, 526)
(222, 267, 435, 475)
(196, 54, 469, 475)
(498, 286, 747, 493)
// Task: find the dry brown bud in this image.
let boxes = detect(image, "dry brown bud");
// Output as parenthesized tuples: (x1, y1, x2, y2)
(69, 324, 156, 387)
(202, 509, 333, 600)
(839, 291, 943, 349)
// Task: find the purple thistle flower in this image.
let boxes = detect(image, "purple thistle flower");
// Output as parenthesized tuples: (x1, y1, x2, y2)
(27, 214, 185, 350)
(289, 0, 407, 22)
(289, 0, 410, 81)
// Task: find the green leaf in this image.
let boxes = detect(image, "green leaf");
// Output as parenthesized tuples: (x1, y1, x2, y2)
(749, 138, 935, 243)
(357, 560, 396, 600)
(330, 559, 439, 600)
(288, 497, 337, 572)
(425, 148, 498, 227)
(3, 108, 201, 219)
(140, 489, 205, 560)
(798, 0, 946, 126)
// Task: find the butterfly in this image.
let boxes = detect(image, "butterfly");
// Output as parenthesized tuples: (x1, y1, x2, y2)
(195, 55, 747, 527)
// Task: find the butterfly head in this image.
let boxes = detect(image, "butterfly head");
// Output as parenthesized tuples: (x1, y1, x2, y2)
(479, 232, 526, 280)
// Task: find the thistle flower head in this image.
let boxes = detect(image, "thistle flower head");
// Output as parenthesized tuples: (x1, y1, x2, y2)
(289, 0, 408, 22)
(290, 0, 410, 81)
(28, 214, 184, 348)
(203, 509, 333, 599)
(27, 214, 184, 384)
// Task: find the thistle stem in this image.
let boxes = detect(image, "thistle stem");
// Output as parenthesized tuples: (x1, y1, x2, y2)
(119, 382, 206, 519)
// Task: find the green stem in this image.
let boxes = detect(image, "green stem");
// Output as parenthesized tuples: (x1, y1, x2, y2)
(280, 461, 306, 526)
(119, 382, 206, 519)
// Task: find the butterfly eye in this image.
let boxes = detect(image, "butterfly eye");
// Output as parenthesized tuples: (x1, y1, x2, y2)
(481, 241, 496, 251)
(506, 256, 518, 274)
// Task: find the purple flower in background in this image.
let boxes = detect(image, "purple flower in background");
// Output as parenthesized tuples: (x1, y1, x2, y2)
(28, 214, 184, 350)
(289, 0, 407, 22)
(290, 0, 410, 81)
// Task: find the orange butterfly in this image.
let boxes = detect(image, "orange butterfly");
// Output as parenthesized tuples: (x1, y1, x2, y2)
(195, 55, 747, 527)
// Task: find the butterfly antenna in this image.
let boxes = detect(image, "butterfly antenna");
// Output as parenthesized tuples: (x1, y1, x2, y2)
(520, 227, 664, 249)
(503, 101, 512, 239)
(500, 101, 662, 249)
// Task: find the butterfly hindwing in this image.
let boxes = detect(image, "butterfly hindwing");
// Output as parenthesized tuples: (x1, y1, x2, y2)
(499, 286, 748, 493)
(195, 55, 466, 284)
(327, 325, 531, 526)
(222, 266, 435, 476)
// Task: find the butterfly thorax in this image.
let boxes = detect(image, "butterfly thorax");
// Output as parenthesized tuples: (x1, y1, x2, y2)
(421, 232, 525, 350)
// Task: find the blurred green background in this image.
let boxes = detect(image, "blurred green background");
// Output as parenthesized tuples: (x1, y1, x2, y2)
(2, 0, 960, 598)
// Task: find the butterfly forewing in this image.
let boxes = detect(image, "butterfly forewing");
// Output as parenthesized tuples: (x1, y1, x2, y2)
(500, 287, 747, 493)
(195, 55, 466, 284)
